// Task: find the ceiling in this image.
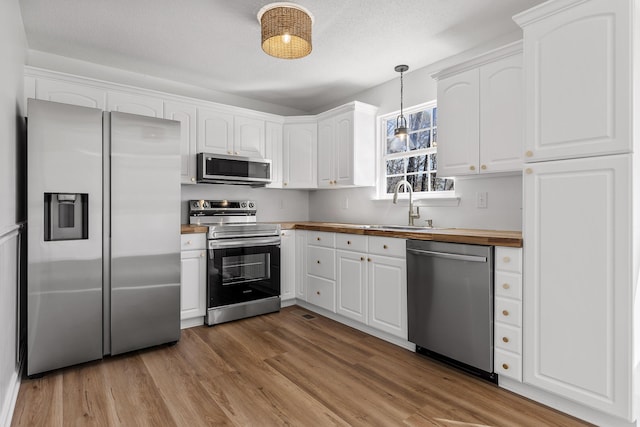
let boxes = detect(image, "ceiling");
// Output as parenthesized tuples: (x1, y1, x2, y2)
(19, 0, 545, 113)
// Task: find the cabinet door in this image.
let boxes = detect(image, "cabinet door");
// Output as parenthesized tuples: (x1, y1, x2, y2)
(283, 122, 317, 188)
(367, 254, 407, 338)
(523, 154, 631, 418)
(317, 117, 335, 188)
(295, 231, 307, 300)
(234, 115, 265, 158)
(197, 107, 234, 155)
(280, 230, 296, 301)
(479, 52, 523, 173)
(334, 112, 354, 186)
(336, 250, 367, 323)
(35, 79, 106, 109)
(107, 92, 163, 117)
(265, 121, 283, 188)
(436, 69, 480, 176)
(519, 0, 631, 162)
(180, 249, 206, 320)
(165, 101, 197, 184)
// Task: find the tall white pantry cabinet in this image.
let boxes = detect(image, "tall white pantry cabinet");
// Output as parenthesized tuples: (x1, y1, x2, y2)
(513, 0, 639, 425)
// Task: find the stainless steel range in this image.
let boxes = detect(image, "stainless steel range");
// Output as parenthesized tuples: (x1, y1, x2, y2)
(189, 200, 281, 325)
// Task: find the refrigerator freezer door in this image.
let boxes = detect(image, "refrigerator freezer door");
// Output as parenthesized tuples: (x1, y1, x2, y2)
(109, 112, 181, 355)
(27, 99, 104, 376)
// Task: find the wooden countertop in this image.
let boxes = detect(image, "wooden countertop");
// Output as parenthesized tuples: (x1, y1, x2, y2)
(182, 222, 522, 248)
(181, 224, 208, 234)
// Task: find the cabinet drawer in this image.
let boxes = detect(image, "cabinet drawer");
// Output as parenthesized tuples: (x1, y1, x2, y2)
(307, 231, 335, 248)
(307, 246, 335, 280)
(495, 348, 522, 381)
(494, 271, 522, 300)
(494, 322, 522, 355)
(495, 246, 522, 273)
(336, 233, 367, 252)
(181, 233, 206, 251)
(307, 276, 335, 312)
(368, 236, 405, 257)
(495, 297, 521, 327)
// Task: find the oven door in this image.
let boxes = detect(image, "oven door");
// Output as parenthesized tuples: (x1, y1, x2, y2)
(207, 237, 280, 308)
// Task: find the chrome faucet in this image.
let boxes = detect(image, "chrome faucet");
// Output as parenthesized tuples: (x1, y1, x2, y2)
(393, 180, 420, 226)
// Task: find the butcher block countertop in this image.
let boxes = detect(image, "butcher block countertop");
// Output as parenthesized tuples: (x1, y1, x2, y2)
(182, 222, 522, 248)
(181, 224, 208, 234)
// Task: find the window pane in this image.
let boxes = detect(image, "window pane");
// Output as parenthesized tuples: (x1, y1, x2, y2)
(409, 130, 430, 150)
(386, 119, 396, 138)
(407, 155, 428, 173)
(431, 176, 454, 192)
(386, 136, 406, 154)
(407, 174, 429, 192)
(386, 158, 405, 175)
(432, 107, 437, 126)
(386, 176, 404, 194)
(432, 128, 437, 147)
(409, 110, 431, 131)
(429, 153, 437, 171)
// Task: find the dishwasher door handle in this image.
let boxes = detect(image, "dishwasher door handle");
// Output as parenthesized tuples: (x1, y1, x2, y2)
(407, 248, 487, 263)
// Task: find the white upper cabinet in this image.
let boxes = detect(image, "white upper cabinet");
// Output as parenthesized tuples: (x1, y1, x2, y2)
(234, 114, 266, 158)
(522, 154, 632, 420)
(514, 0, 631, 162)
(107, 91, 163, 117)
(30, 78, 106, 111)
(434, 42, 523, 177)
(282, 119, 317, 189)
(265, 121, 284, 188)
(165, 101, 197, 185)
(317, 102, 378, 188)
(197, 107, 234, 155)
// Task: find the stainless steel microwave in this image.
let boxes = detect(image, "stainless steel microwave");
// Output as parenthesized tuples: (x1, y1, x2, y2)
(196, 153, 271, 186)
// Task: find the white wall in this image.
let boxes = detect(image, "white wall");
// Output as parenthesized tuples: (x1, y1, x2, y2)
(0, 1, 26, 426)
(181, 185, 309, 224)
(308, 37, 524, 231)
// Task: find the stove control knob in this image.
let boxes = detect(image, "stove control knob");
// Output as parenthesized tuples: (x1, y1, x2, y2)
(249, 202, 255, 209)
(241, 202, 247, 208)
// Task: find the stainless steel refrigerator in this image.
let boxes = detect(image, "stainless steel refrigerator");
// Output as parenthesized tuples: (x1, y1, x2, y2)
(27, 99, 181, 376)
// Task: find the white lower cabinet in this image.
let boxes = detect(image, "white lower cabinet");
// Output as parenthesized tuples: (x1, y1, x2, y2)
(304, 232, 407, 341)
(493, 246, 523, 381)
(279, 229, 296, 302)
(180, 234, 207, 327)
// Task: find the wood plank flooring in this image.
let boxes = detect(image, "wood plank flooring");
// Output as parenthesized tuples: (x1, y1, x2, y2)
(12, 306, 592, 426)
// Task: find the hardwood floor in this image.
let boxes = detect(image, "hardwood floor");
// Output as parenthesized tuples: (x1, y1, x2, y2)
(12, 306, 591, 426)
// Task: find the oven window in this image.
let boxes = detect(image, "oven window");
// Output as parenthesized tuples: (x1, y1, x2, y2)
(222, 253, 270, 285)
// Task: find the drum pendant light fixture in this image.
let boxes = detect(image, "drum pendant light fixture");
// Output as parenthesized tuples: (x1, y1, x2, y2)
(258, 2, 314, 59)
(394, 65, 409, 138)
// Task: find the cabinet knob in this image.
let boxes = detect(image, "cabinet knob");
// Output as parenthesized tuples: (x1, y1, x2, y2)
(316, 260, 320, 264)
(316, 237, 321, 241)
(525, 168, 533, 175)
(525, 150, 533, 157)
(284, 182, 288, 186)
(200, 252, 205, 257)
(367, 258, 371, 262)
(234, 151, 239, 155)
(502, 310, 510, 316)
(502, 363, 510, 370)
(360, 256, 365, 261)
(503, 256, 510, 263)
(185, 240, 191, 245)
(347, 240, 351, 245)
(191, 177, 196, 182)
(502, 336, 509, 343)
(281, 232, 285, 236)
(481, 164, 487, 170)
(383, 244, 388, 249)
(502, 283, 510, 290)
(227, 150, 232, 155)
(316, 291, 320, 295)
(469, 165, 476, 171)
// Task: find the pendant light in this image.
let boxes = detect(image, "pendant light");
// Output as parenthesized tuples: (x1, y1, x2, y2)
(394, 64, 409, 138)
(258, 3, 314, 60)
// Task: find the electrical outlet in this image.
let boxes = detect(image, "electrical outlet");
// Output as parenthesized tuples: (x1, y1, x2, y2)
(341, 196, 349, 210)
(476, 192, 488, 209)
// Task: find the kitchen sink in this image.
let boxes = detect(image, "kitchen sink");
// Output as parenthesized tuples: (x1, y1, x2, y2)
(365, 224, 442, 232)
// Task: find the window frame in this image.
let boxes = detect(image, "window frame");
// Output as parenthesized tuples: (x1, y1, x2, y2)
(375, 100, 455, 200)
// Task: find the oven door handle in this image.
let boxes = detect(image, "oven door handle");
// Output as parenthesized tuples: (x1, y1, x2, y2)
(208, 236, 281, 250)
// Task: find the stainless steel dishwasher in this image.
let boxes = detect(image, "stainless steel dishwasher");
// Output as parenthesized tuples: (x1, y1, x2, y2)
(407, 240, 496, 383)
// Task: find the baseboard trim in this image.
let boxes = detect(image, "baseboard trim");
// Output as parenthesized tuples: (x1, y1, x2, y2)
(1, 368, 21, 427)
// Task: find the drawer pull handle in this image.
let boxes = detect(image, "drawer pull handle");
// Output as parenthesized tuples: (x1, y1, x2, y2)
(525, 150, 533, 157)
(481, 164, 487, 170)
(316, 260, 320, 264)
(347, 241, 351, 245)
(502, 283, 510, 290)
(316, 291, 320, 295)
(367, 258, 371, 262)
(502, 363, 510, 370)
(383, 244, 388, 249)
(283, 182, 288, 186)
(185, 240, 191, 245)
(502, 310, 510, 316)
(316, 237, 321, 241)
(502, 337, 509, 343)
(469, 165, 476, 171)
(503, 256, 510, 263)
(360, 257, 365, 261)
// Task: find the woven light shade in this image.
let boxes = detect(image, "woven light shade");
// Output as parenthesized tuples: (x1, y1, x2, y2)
(258, 3, 313, 59)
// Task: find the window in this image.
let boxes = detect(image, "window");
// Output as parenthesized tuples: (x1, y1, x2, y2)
(378, 101, 454, 197)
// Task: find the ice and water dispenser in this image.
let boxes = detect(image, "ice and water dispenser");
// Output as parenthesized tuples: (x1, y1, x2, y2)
(44, 192, 89, 241)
